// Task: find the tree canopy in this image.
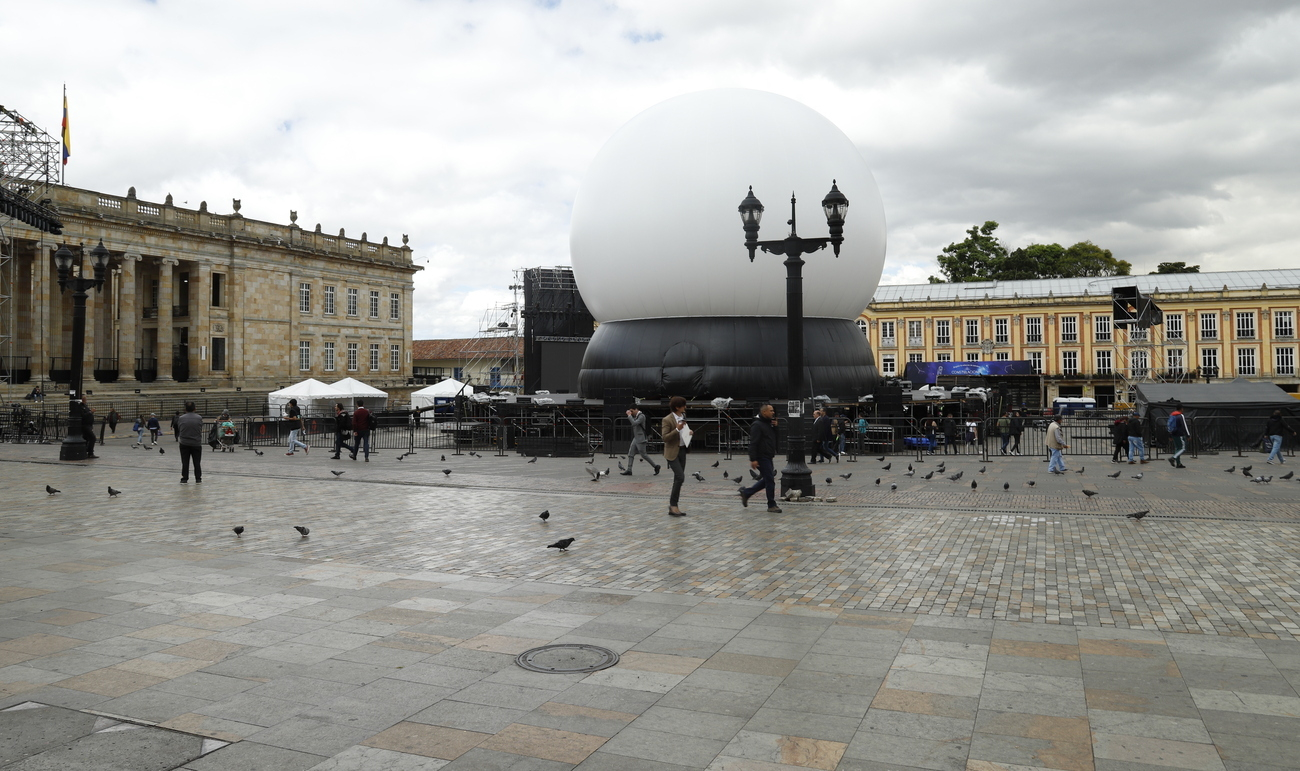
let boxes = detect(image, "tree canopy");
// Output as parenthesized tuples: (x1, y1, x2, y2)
(1150, 261, 1200, 274)
(930, 221, 1132, 283)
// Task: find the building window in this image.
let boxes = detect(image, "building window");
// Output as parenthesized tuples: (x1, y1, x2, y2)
(453, 366, 464, 381)
(324, 342, 335, 371)
(964, 318, 980, 345)
(935, 319, 951, 346)
(1165, 313, 1184, 340)
(1236, 347, 1257, 376)
(324, 286, 336, 315)
(1168, 348, 1184, 374)
(880, 321, 896, 347)
(1060, 316, 1078, 343)
(1277, 347, 1296, 376)
(907, 353, 925, 363)
(1130, 349, 1149, 378)
(1275, 310, 1295, 338)
(1094, 314, 1112, 343)
(298, 282, 311, 314)
(880, 355, 896, 375)
(369, 343, 380, 371)
(907, 320, 924, 347)
(1200, 312, 1218, 340)
(347, 288, 358, 316)
(1128, 326, 1148, 342)
(1029, 351, 1043, 374)
(1236, 311, 1256, 340)
(211, 273, 225, 307)
(855, 319, 867, 336)
(1096, 349, 1112, 375)
(347, 342, 358, 371)
(995, 352, 1010, 361)
(1200, 347, 1219, 377)
(936, 353, 952, 362)
(490, 367, 502, 387)
(369, 290, 380, 319)
(1025, 316, 1042, 344)
(390, 344, 401, 371)
(966, 352, 980, 362)
(211, 337, 226, 371)
(994, 318, 1009, 345)
(298, 341, 311, 371)
(390, 293, 401, 321)
(1062, 350, 1079, 376)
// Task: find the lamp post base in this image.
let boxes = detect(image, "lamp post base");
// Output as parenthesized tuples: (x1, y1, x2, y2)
(779, 437, 815, 498)
(59, 434, 88, 461)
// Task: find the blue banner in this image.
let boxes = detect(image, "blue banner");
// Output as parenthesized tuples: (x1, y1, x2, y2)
(904, 360, 1037, 383)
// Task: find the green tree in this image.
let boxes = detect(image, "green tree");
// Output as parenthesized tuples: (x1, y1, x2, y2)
(997, 244, 1064, 281)
(1056, 241, 1131, 277)
(935, 221, 1007, 283)
(1150, 261, 1199, 274)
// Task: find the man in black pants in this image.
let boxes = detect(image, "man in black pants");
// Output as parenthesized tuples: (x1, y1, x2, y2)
(80, 395, 98, 459)
(177, 401, 205, 483)
(739, 404, 782, 513)
(331, 403, 356, 460)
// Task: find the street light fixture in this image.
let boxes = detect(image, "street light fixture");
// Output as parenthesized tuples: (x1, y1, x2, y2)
(55, 239, 111, 461)
(739, 181, 849, 498)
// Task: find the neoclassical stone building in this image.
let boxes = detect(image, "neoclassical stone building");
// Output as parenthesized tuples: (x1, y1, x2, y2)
(1, 184, 418, 398)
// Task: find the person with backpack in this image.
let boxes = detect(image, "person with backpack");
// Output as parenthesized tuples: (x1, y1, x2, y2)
(352, 399, 372, 461)
(1110, 416, 1128, 463)
(331, 403, 357, 460)
(1167, 407, 1190, 468)
(1265, 409, 1296, 465)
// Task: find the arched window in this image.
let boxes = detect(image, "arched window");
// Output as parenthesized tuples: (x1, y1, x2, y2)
(856, 319, 868, 336)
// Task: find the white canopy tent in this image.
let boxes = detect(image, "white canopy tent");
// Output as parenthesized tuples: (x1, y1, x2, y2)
(410, 378, 468, 411)
(330, 377, 389, 411)
(266, 379, 346, 416)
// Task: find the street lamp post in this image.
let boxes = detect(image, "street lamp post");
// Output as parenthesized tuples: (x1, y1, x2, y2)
(739, 182, 849, 498)
(55, 240, 111, 461)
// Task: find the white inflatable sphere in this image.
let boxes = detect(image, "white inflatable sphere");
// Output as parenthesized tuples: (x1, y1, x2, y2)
(570, 89, 886, 322)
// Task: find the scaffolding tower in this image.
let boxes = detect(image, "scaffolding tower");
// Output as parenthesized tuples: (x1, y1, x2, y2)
(458, 273, 523, 390)
(1108, 284, 1195, 401)
(0, 105, 62, 400)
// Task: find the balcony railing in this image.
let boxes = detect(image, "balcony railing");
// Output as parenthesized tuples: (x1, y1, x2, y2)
(143, 306, 157, 319)
(0, 356, 32, 384)
(134, 357, 158, 383)
(173, 305, 189, 318)
(93, 358, 119, 383)
(906, 337, 925, 348)
(879, 339, 897, 349)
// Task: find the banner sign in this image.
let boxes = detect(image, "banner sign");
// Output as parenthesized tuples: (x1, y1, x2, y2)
(904, 360, 1037, 383)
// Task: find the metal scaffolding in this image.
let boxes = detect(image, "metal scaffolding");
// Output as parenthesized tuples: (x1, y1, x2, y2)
(459, 272, 523, 390)
(0, 105, 62, 400)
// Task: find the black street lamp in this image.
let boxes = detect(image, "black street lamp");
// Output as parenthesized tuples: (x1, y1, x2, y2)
(739, 181, 849, 498)
(55, 239, 111, 461)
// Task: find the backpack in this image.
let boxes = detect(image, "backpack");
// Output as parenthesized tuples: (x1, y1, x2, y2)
(366, 411, 378, 431)
(337, 412, 351, 431)
(1166, 414, 1177, 434)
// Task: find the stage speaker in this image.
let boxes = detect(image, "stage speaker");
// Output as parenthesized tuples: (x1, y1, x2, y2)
(603, 388, 634, 417)
(874, 384, 905, 416)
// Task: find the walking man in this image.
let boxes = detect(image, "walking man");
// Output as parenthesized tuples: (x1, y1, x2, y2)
(352, 399, 371, 461)
(1266, 409, 1296, 465)
(621, 406, 660, 476)
(1127, 411, 1148, 464)
(80, 395, 98, 459)
(1167, 406, 1190, 468)
(1047, 414, 1070, 473)
(997, 411, 1012, 455)
(177, 401, 204, 484)
(1010, 410, 1024, 455)
(146, 413, 161, 446)
(1110, 416, 1128, 463)
(661, 396, 689, 516)
(331, 403, 356, 460)
(284, 399, 309, 455)
(739, 404, 782, 513)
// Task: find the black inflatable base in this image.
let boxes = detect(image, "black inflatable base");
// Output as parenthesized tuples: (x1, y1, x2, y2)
(577, 316, 879, 401)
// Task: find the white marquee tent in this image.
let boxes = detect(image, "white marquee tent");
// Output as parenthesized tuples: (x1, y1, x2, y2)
(267, 379, 346, 416)
(330, 377, 389, 410)
(410, 378, 468, 410)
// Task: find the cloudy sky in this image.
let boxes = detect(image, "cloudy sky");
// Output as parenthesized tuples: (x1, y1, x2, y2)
(5, 1, 1298, 337)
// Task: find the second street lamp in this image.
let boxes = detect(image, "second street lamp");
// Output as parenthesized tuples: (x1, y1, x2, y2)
(55, 239, 111, 461)
(739, 181, 849, 498)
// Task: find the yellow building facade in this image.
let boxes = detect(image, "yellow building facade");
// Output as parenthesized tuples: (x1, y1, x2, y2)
(859, 271, 1300, 407)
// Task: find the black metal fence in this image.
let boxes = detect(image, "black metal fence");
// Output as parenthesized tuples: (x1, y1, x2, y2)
(0, 406, 63, 444)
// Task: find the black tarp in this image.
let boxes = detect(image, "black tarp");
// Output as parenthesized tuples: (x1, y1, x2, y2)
(1136, 379, 1300, 454)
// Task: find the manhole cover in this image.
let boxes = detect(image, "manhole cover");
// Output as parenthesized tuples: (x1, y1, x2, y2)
(516, 644, 619, 674)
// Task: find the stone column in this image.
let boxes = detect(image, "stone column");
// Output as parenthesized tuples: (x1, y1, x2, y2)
(156, 258, 176, 381)
(117, 255, 141, 381)
(192, 262, 211, 384)
(39, 246, 61, 389)
(80, 249, 99, 384)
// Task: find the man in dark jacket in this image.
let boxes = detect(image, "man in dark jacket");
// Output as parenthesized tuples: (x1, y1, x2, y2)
(80, 395, 98, 459)
(739, 404, 781, 513)
(177, 401, 205, 483)
(352, 400, 371, 461)
(1266, 410, 1296, 465)
(331, 403, 356, 460)
(1167, 407, 1190, 468)
(1127, 412, 1148, 464)
(1111, 417, 1129, 463)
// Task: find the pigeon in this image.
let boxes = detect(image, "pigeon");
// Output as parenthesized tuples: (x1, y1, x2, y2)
(585, 456, 596, 464)
(1003, 482, 1010, 490)
(1281, 471, 1294, 480)
(889, 483, 897, 490)
(1224, 466, 1235, 473)
(253, 449, 264, 456)
(723, 470, 729, 479)
(733, 477, 744, 484)
(158, 447, 165, 455)
(547, 537, 575, 551)
(1027, 480, 1035, 487)
(750, 469, 761, 480)
(1250, 476, 1264, 483)
(440, 455, 446, 462)
(692, 472, 705, 482)
(924, 471, 935, 480)
(1126, 510, 1149, 520)
(876, 456, 886, 461)
(442, 469, 452, 476)
(396, 453, 406, 462)
(604, 468, 611, 477)
(1131, 473, 1144, 480)
(331, 470, 345, 477)
(881, 463, 891, 471)
(949, 471, 964, 482)
(875, 478, 881, 485)
(825, 477, 833, 484)
(618, 461, 626, 471)
(232, 526, 244, 536)
(1076, 466, 1085, 474)
(1242, 465, 1253, 473)
(108, 486, 121, 497)
(1082, 489, 1098, 497)
(1263, 475, 1273, 483)
(294, 526, 310, 536)
(1107, 470, 1122, 478)
(904, 469, 915, 477)
(46, 485, 60, 495)
(907, 464, 913, 471)
(587, 466, 601, 482)
(711, 461, 720, 468)
(528, 456, 537, 463)
(539, 510, 550, 521)
(971, 480, 977, 490)
(979, 466, 986, 474)
(839, 473, 852, 480)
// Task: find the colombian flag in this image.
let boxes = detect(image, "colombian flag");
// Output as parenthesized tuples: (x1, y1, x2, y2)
(61, 88, 70, 166)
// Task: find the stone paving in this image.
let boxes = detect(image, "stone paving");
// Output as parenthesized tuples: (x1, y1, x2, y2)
(1, 435, 1300, 769)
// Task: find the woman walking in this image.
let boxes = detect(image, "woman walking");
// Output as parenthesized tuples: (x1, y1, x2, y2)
(661, 396, 689, 517)
(284, 399, 309, 456)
